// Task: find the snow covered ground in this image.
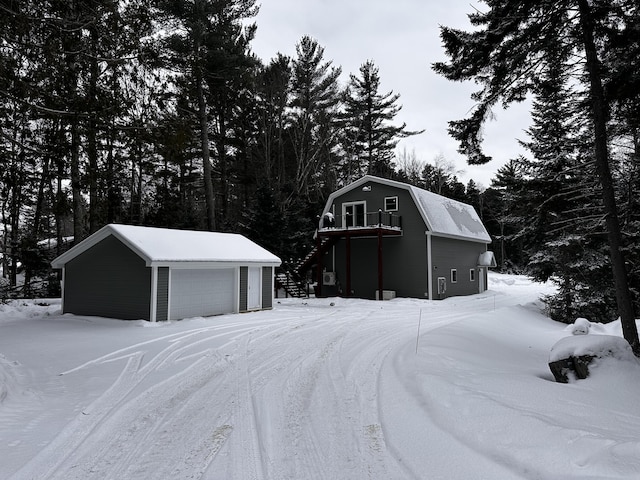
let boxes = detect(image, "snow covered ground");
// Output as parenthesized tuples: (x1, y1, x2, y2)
(1, 273, 640, 479)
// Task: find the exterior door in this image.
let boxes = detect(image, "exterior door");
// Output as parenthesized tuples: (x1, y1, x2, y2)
(343, 202, 366, 227)
(478, 268, 485, 293)
(247, 267, 261, 310)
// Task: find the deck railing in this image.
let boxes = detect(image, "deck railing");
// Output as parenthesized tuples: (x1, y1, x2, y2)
(319, 210, 402, 230)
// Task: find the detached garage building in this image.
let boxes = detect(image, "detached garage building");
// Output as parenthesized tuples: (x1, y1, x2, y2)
(51, 224, 281, 321)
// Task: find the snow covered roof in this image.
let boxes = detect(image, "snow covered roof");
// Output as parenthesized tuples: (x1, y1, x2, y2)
(323, 176, 491, 243)
(51, 224, 281, 268)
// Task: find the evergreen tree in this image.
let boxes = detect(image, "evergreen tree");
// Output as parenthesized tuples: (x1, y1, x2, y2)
(486, 159, 527, 272)
(341, 60, 422, 180)
(518, 44, 608, 322)
(288, 36, 342, 203)
(156, 0, 258, 231)
(254, 54, 292, 193)
(433, 0, 640, 354)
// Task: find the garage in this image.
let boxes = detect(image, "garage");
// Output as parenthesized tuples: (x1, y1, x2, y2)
(51, 224, 282, 321)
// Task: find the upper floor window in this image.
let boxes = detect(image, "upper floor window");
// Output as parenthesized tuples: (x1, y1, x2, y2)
(384, 196, 398, 211)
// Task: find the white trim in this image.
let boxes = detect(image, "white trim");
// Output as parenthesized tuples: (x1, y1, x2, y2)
(151, 260, 280, 269)
(384, 196, 398, 211)
(427, 231, 490, 244)
(269, 266, 275, 308)
(426, 232, 432, 299)
(234, 267, 240, 313)
(247, 266, 262, 310)
(342, 201, 367, 227)
(450, 268, 458, 283)
(60, 268, 65, 312)
(150, 266, 158, 322)
(470, 268, 476, 282)
(166, 268, 172, 320)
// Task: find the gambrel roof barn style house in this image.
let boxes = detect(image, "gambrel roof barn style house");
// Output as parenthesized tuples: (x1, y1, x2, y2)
(311, 175, 495, 300)
(51, 224, 281, 321)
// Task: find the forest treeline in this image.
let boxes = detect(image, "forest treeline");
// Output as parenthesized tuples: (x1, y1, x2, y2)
(1, 1, 639, 334)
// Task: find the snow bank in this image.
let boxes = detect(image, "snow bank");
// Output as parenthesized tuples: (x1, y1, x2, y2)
(2, 274, 640, 479)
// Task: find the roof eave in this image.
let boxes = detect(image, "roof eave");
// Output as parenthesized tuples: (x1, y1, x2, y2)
(429, 231, 492, 244)
(50, 224, 153, 268)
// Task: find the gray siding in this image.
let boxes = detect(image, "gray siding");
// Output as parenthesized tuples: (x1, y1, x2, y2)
(431, 236, 486, 298)
(64, 235, 151, 320)
(156, 267, 169, 321)
(329, 183, 429, 299)
(239, 266, 248, 312)
(262, 266, 273, 309)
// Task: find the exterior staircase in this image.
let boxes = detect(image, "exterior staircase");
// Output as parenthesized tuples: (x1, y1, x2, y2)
(295, 236, 338, 275)
(275, 270, 308, 298)
(275, 236, 338, 298)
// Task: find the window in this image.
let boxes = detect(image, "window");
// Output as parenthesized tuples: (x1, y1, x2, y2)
(384, 196, 398, 211)
(470, 269, 476, 282)
(343, 202, 366, 227)
(450, 269, 458, 283)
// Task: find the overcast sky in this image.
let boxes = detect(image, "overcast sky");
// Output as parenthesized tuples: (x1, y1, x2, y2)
(250, 0, 532, 188)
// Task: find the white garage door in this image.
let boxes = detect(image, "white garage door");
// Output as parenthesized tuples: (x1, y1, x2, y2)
(170, 268, 235, 320)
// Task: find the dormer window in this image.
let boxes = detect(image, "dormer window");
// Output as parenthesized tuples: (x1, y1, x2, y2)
(384, 196, 398, 212)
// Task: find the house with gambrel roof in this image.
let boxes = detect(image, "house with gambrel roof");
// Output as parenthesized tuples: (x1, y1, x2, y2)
(307, 175, 495, 300)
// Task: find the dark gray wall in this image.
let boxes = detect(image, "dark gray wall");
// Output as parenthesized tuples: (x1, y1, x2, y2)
(64, 235, 151, 320)
(328, 182, 429, 299)
(239, 266, 248, 312)
(431, 236, 486, 298)
(156, 267, 169, 321)
(262, 266, 273, 309)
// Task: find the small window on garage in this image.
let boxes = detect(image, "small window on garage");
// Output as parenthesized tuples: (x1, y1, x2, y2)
(470, 268, 476, 281)
(451, 269, 457, 283)
(384, 196, 398, 211)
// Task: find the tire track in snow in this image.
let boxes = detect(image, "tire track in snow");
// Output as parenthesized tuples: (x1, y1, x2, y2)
(9, 325, 251, 480)
(250, 308, 402, 479)
(228, 333, 266, 480)
(10, 313, 335, 480)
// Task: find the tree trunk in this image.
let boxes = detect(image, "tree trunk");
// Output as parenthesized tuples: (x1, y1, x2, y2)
(23, 155, 52, 295)
(195, 51, 216, 231)
(197, 78, 216, 231)
(217, 110, 228, 227)
(70, 119, 84, 244)
(577, 0, 639, 355)
(87, 27, 100, 234)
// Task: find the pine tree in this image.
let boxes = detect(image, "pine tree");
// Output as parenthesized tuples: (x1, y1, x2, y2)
(288, 36, 342, 202)
(517, 43, 609, 322)
(433, 0, 640, 354)
(341, 60, 422, 180)
(487, 159, 527, 272)
(156, 0, 258, 231)
(254, 54, 293, 193)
